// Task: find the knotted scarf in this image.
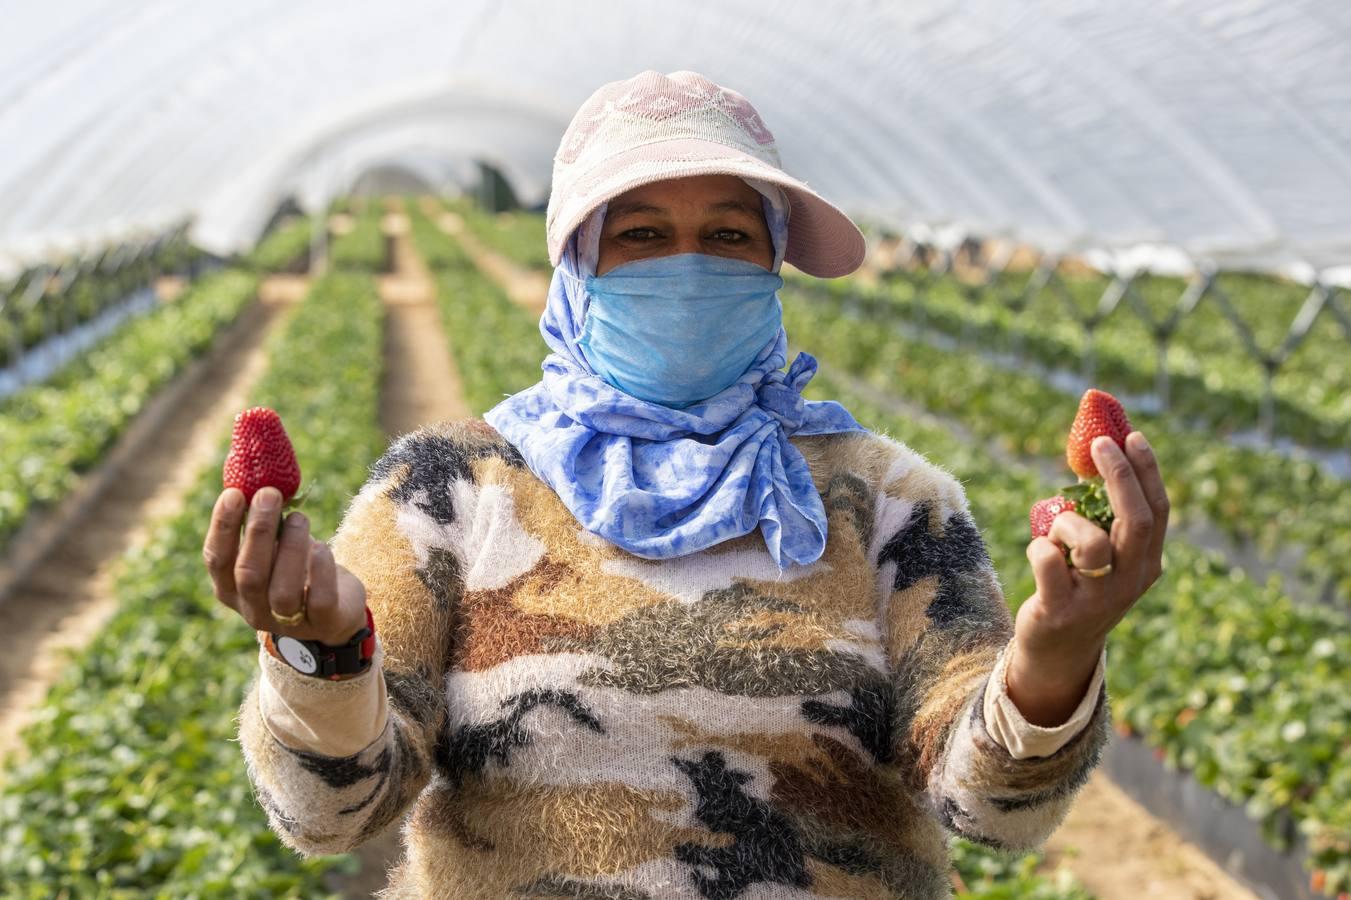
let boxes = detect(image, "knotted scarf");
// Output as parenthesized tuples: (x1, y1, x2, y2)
(484, 181, 865, 567)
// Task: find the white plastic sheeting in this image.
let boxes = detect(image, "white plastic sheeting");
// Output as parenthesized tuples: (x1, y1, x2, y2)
(2, 0, 1350, 278)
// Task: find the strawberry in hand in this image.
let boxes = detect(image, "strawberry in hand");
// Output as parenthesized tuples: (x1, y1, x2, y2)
(206, 409, 365, 646)
(1011, 387, 1168, 728)
(222, 407, 307, 512)
(1060, 388, 1132, 532)
(1066, 389, 1133, 480)
(1029, 496, 1076, 538)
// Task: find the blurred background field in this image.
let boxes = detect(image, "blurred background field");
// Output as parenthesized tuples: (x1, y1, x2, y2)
(1, 3, 1349, 899)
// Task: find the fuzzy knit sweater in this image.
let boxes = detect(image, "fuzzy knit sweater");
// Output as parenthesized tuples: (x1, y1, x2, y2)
(237, 419, 1109, 899)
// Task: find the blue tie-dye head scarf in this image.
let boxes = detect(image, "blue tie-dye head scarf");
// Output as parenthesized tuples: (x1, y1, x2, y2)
(483, 178, 866, 568)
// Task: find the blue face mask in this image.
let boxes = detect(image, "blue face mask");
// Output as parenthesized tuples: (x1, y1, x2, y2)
(578, 253, 785, 409)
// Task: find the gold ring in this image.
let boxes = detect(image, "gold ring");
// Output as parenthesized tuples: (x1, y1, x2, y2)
(270, 606, 305, 626)
(270, 586, 308, 626)
(1075, 562, 1114, 578)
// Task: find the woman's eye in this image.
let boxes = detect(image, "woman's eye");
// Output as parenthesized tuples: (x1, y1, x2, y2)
(712, 230, 748, 243)
(620, 228, 659, 241)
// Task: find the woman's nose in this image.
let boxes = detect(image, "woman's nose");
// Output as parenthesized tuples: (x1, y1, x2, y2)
(669, 232, 704, 256)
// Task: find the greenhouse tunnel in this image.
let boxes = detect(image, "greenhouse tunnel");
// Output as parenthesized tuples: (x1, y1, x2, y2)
(2, 3, 1350, 900)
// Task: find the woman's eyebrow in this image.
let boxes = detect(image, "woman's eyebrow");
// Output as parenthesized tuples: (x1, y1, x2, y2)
(706, 199, 761, 216)
(607, 199, 762, 218)
(608, 201, 667, 218)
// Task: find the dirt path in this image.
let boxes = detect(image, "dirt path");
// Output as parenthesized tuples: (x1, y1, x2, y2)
(427, 201, 550, 315)
(377, 207, 470, 433)
(327, 201, 469, 899)
(0, 280, 304, 770)
(1047, 773, 1260, 900)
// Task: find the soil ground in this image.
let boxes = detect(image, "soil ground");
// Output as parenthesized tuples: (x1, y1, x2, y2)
(1046, 774, 1260, 900)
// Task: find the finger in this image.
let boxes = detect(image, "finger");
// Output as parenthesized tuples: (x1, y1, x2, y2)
(1027, 536, 1073, 604)
(1091, 436, 1153, 571)
(203, 488, 245, 607)
(234, 486, 284, 617)
(267, 512, 311, 633)
(1047, 511, 1113, 572)
(305, 541, 350, 646)
(1126, 431, 1169, 576)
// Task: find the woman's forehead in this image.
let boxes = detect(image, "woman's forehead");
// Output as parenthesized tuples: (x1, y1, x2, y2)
(609, 174, 763, 215)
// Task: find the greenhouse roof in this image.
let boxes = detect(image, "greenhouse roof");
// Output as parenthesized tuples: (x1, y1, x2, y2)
(3, 0, 1350, 276)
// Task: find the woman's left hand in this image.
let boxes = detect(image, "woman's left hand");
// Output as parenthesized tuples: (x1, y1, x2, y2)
(1006, 431, 1170, 727)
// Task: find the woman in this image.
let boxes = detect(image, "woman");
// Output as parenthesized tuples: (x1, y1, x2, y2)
(205, 71, 1168, 899)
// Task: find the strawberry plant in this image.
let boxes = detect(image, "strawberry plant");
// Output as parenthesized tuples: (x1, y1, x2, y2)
(245, 216, 313, 273)
(439, 196, 551, 271)
(329, 205, 387, 273)
(951, 838, 1092, 899)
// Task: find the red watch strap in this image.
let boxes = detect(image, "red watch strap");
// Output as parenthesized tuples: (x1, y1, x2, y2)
(360, 605, 376, 660)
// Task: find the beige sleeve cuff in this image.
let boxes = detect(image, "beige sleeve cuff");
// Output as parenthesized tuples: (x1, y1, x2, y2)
(982, 640, 1106, 760)
(257, 636, 389, 757)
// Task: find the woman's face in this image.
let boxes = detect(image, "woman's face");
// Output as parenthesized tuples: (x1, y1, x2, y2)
(595, 174, 775, 275)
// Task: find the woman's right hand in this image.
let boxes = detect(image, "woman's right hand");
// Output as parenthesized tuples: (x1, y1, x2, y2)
(202, 485, 368, 646)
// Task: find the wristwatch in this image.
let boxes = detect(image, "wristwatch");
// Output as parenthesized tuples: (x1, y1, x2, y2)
(270, 607, 376, 680)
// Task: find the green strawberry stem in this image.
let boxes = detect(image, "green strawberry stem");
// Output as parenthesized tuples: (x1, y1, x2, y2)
(285, 483, 312, 511)
(272, 481, 314, 539)
(1061, 478, 1114, 533)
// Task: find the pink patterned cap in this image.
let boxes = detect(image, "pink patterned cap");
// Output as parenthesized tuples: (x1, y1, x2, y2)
(547, 70, 866, 278)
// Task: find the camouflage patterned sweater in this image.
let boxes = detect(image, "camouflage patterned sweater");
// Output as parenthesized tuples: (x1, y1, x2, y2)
(238, 419, 1109, 899)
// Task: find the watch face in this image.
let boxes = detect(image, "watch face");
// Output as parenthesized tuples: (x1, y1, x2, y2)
(277, 636, 319, 675)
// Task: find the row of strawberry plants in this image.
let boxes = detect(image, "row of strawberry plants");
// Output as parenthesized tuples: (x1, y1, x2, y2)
(1004, 267, 1348, 437)
(786, 305, 1351, 894)
(0, 269, 260, 551)
(1, 240, 200, 369)
(405, 206, 1098, 900)
(826, 267, 1349, 450)
(328, 205, 388, 273)
(244, 216, 313, 273)
(440, 196, 550, 271)
(0, 271, 386, 897)
(407, 203, 546, 412)
(782, 280, 1351, 605)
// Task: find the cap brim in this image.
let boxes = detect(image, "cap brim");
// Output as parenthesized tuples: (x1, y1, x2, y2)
(547, 137, 866, 278)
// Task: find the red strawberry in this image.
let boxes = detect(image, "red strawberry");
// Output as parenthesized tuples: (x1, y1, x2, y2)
(223, 407, 302, 505)
(1066, 388, 1132, 480)
(1029, 496, 1076, 538)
